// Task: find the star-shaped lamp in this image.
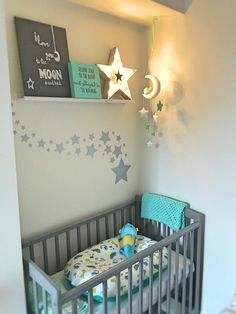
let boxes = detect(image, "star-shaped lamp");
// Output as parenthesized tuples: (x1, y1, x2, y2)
(97, 47, 136, 100)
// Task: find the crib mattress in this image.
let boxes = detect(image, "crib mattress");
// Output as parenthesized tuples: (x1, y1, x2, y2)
(51, 250, 191, 314)
(93, 250, 191, 314)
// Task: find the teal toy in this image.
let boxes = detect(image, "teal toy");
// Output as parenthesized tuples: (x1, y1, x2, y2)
(118, 223, 139, 259)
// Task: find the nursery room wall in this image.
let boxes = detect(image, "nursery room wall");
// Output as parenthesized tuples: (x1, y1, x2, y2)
(5, 0, 145, 239)
(140, 0, 236, 313)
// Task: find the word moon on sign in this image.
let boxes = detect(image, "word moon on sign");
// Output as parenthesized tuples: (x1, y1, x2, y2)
(15, 17, 71, 97)
(68, 62, 102, 99)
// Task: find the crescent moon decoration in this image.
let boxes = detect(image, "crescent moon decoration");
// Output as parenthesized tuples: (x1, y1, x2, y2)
(142, 75, 161, 100)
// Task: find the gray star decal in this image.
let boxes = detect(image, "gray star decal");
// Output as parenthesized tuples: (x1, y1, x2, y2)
(100, 131, 110, 145)
(21, 133, 30, 142)
(113, 145, 122, 158)
(15, 120, 20, 125)
(14, 130, 17, 135)
(75, 148, 81, 156)
(86, 144, 97, 158)
(38, 139, 46, 147)
(116, 135, 121, 142)
(89, 134, 95, 141)
(110, 157, 115, 163)
(104, 145, 112, 154)
(55, 143, 64, 154)
(112, 158, 131, 184)
(21, 126, 25, 130)
(71, 134, 80, 145)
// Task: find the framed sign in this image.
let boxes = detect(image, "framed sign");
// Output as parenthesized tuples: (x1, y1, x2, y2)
(15, 17, 71, 97)
(68, 61, 102, 99)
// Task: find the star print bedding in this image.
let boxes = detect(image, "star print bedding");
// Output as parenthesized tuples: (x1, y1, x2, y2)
(64, 236, 168, 302)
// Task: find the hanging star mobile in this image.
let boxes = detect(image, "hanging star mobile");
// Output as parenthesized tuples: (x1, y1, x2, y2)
(97, 47, 136, 100)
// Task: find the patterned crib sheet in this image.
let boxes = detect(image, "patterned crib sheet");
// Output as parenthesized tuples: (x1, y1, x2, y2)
(64, 236, 168, 302)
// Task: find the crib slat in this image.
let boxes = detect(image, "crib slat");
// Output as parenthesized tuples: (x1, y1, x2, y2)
(149, 254, 153, 314)
(128, 267, 132, 314)
(72, 298, 77, 314)
(175, 239, 180, 307)
(188, 231, 194, 313)
(105, 216, 109, 239)
(167, 244, 172, 314)
(30, 245, 35, 261)
(103, 281, 108, 314)
(88, 289, 93, 314)
(181, 234, 188, 314)
(96, 219, 100, 243)
(77, 227, 81, 252)
(116, 274, 121, 314)
(158, 249, 162, 314)
(55, 235, 60, 271)
(43, 240, 49, 273)
(128, 207, 132, 223)
(33, 280, 39, 314)
(139, 260, 143, 314)
(114, 213, 117, 236)
(195, 227, 201, 313)
(66, 231, 71, 259)
(87, 223, 91, 247)
(121, 208, 125, 226)
(42, 288, 48, 314)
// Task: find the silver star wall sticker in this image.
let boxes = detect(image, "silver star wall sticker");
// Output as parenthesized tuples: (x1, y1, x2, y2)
(104, 145, 112, 154)
(112, 158, 131, 184)
(113, 145, 122, 158)
(71, 134, 80, 145)
(21, 133, 30, 142)
(55, 143, 64, 154)
(100, 131, 110, 145)
(75, 148, 81, 156)
(38, 139, 46, 147)
(89, 134, 95, 141)
(86, 144, 97, 158)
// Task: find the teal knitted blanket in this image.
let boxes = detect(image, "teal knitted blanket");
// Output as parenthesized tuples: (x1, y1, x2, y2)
(141, 193, 187, 231)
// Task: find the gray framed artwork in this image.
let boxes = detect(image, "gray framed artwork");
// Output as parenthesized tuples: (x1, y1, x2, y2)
(15, 17, 71, 97)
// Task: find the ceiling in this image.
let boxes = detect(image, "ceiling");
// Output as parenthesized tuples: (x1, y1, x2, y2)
(67, 0, 189, 25)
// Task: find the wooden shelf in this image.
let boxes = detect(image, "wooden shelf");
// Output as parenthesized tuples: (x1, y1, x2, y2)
(20, 96, 135, 104)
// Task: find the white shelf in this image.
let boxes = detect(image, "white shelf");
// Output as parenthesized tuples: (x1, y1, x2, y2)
(21, 96, 135, 104)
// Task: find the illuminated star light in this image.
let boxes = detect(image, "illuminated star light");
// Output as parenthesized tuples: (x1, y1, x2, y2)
(153, 112, 159, 123)
(97, 47, 136, 99)
(147, 140, 154, 148)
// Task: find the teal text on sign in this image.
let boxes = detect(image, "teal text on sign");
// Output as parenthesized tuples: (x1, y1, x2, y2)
(68, 61, 102, 99)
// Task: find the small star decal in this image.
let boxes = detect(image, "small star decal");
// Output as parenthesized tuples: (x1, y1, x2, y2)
(71, 134, 80, 145)
(14, 130, 17, 135)
(12, 112, 16, 116)
(116, 135, 121, 142)
(15, 120, 20, 125)
(112, 158, 131, 184)
(147, 140, 154, 148)
(100, 131, 110, 145)
(139, 107, 149, 118)
(113, 145, 122, 158)
(32, 133, 36, 137)
(21, 134, 30, 143)
(21, 126, 25, 130)
(110, 157, 115, 163)
(75, 148, 81, 156)
(157, 101, 164, 111)
(55, 143, 64, 154)
(86, 144, 97, 158)
(26, 77, 35, 90)
(38, 139, 46, 148)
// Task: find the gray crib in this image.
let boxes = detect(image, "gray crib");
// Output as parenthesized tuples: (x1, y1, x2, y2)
(22, 195, 205, 314)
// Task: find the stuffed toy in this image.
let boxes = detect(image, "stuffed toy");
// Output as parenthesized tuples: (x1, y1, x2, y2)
(118, 223, 139, 259)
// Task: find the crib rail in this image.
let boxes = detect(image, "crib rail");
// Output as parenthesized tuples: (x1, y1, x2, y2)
(23, 196, 204, 314)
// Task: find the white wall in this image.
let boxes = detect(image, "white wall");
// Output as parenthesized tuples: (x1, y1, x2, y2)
(140, 0, 236, 313)
(5, 0, 144, 239)
(0, 0, 26, 313)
